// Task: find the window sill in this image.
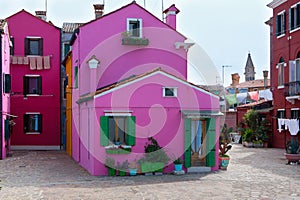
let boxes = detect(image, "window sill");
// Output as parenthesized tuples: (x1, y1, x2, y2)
(105, 145, 132, 154)
(276, 34, 285, 39)
(290, 27, 300, 34)
(277, 86, 284, 89)
(25, 132, 41, 135)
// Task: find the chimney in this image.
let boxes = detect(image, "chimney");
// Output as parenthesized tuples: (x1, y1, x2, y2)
(231, 73, 240, 87)
(35, 11, 47, 21)
(163, 4, 180, 30)
(263, 70, 269, 89)
(93, 4, 104, 19)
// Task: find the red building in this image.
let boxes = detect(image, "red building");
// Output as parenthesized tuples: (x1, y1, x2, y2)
(267, 0, 300, 148)
(7, 10, 61, 150)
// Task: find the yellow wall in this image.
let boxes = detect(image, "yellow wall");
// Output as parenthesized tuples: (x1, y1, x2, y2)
(65, 54, 72, 156)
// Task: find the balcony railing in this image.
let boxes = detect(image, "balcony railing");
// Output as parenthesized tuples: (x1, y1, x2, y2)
(284, 81, 300, 96)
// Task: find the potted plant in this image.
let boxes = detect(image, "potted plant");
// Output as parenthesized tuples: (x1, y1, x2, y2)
(285, 136, 300, 164)
(105, 157, 116, 176)
(116, 160, 129, 176)
(140, 137, 169, 173)
(173, 157, 183, 171)
(219, 124, 233, 170)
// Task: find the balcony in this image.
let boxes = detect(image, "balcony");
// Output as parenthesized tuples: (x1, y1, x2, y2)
(284, 81, 300, 104)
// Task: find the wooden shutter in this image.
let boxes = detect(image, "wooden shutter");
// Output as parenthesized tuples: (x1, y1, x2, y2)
(184, 118, 191, 168)
(4, 74, 11, 93)
(125, 116, 136, 146)
(74, 66, 78, 89)
(38, 76, 42, 95)
(206, 118, 216, 167)
(4, 119, 10, 141)
(24, 38, 29, 55)
(39, 38, 43, 56)
(100, 116, 109, 146)
(23, 76, 28, 95)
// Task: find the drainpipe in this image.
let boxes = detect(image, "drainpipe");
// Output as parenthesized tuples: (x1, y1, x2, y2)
(0, 35, 3, 159)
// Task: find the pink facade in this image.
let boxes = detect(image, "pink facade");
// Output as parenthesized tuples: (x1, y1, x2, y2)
(7, 10, 61, 149)
(0, 20, 11, 159)
(70, 2, 221, 175)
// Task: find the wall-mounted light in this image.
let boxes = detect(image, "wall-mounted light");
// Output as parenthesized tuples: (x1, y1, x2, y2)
(87, 55, 100, 69)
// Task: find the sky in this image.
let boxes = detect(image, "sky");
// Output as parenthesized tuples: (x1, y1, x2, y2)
(0, 0, 273, 86)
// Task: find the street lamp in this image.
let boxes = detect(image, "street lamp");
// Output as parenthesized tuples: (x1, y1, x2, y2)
(222, 65, 232, 85)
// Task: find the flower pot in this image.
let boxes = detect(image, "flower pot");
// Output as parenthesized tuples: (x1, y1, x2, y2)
(284, 153, 300, 164)
(129, 168, 137, 176)
(174, 164, 183, 171)
(118, 170, 127, 176)
(107, 167, 116, 176)
(219, 156, 230, 170)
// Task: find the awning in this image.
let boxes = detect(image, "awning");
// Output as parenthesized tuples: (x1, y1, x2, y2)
(181, 110, 224, 118)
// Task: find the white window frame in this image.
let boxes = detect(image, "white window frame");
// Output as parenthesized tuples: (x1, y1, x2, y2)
(163, 87, 178, 97)
(126, 18, 143, 38)
(24, 74, 42, 96)
(277, 62, 285, 88)
(289, 3, 300, 33)
(276, 10, 286, 38)
(24, 112, 42, 134)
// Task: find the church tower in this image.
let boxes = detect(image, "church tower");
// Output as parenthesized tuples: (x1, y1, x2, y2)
(244, 52, 256, 81)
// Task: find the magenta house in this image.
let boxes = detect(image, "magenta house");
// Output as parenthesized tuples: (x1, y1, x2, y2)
(0, 19, 12, 159)
(7, 10, 61, 150)
(69, 2, 221, 175)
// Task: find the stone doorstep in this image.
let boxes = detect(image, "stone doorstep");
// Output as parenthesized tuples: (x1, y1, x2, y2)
(187, 167, 211, 173)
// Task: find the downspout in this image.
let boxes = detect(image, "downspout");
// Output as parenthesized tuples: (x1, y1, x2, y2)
(0, 35, 3, 159)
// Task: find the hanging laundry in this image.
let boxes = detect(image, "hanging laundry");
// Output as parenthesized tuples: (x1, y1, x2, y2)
(36, 57, 43, 70)
(17, 56, 23, 64)
(23, 57, 29, 65)
(248, 91, 259, 101)
(288, 119, 299, 136)
(225, 94, 238, 106)
(237, 93, 247, 104)
(29, 57, 36, 70)
(11, 56, 17, 64)
(259, 89, 273, 101)
(43, 56, 51, 69)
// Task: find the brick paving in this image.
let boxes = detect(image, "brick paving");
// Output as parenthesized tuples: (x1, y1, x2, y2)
(0, 144, 299, 200)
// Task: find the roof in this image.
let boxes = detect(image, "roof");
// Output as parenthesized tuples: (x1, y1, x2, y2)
(237, 100, 273, 113)
(227, 79, 270, 89)
(70, 1, 186, 45)
(245, 53, 254, 69)
(77, 68, 218, 104)
(6, 9, 60, 30)
(62, 22, 84, 33)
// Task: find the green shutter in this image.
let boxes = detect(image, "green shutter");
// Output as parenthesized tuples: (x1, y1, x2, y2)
(184, 118, 191, 168)
(74, 66, 78, 89)
(4, 74, 11, 93)
(100, 116, 109, 146)
(4, 119, 10, 141)
(125, 116, 136, 146)
(206, 118, 216, 167)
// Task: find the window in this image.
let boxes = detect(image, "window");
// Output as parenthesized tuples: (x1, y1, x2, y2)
(3, 74, 11, 93)
(289, 58, 300, 82)
(24, 113, 42, 133)
(277, 58, 285, 87)
(276, 11, 286, 36)
(64, 43, 70, 56)
(291, 109, 300, 119)
(10, 37, 14, 55)
(74, 66, 78, 89)
(23, 75, 42, 95)
(25, 37, 43, 56)
(277, 109, 286, 130)
(100, 115, 136, 146)
(289, 4, 300, 31)
(163, 87, 177, 97)
(127, 18, 142, 37)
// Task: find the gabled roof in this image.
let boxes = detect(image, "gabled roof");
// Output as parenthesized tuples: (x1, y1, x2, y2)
(226, 79, 270, 89)
(70, 1, 186, 45)
(76, 68, 218, 104)
(6, 9, 60, 30)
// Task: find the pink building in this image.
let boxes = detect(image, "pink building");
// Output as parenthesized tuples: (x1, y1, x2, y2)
(7, 10, 61, 150)
(69, 2, 221, 175)
(0, 19, 12, 159)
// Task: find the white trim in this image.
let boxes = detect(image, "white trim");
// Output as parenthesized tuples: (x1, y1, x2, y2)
(26, 36, 42, 39)
(166, 11, 176, 15)
(277, 109, 285, 111)
(277, 10, 285, 15)
(104, 113, 132, 116)
(25, 132, 41, 135)
(291, 108, 300, 110)
(104, 110, 133, 113)
(276, 33, 285, 39)
(126, 18, 143, 38)
(94, 71, 219, 100)
(290, 27, 300, 34)
(11, 146, 60, 150)
(25, 74, 41, 77)
(291, 2, 299, 8)
(25, 112, 41, 114)
(277, 85, 285, 89)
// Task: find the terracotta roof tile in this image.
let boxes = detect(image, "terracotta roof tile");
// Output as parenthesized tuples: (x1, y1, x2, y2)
(62, 22, 84, 33)
(227, 79, 270, 89)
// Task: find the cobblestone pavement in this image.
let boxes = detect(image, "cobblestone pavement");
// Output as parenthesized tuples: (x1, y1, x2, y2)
(0, 144, 299, 200)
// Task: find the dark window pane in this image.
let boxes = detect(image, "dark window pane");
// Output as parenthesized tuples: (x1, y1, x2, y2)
(165, 88, 174, 96)
(24, 114, 42, 133)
